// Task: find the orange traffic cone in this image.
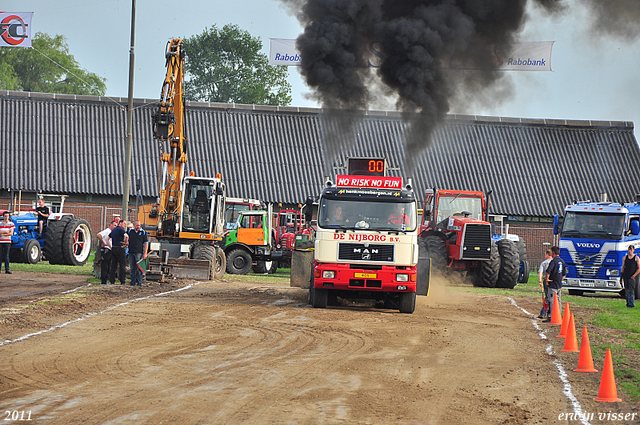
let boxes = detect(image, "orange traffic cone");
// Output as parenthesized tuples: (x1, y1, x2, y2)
(561, 313, 579, 352)
(595, 349, 622, 402)
(557, 302, 571, 338)
(550, 293, 562, 325)
(574, 327, 598, 373)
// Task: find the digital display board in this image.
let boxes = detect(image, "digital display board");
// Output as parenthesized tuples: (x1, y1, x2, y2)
(347, 158, 386, 176)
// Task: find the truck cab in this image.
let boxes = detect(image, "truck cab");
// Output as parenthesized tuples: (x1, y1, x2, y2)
(558, 202, 640, 295)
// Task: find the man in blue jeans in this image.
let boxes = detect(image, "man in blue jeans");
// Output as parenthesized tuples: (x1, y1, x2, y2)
(543, 246, 566, 323)
(621, 245, 639, 308)
(127, 220, 148, 286)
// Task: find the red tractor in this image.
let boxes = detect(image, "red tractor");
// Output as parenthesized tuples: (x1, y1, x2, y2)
(419, 189, 521, 288)
(274, 208, 310, 267)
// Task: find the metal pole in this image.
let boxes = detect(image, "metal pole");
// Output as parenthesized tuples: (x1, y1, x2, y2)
(122, 0, 136, 220)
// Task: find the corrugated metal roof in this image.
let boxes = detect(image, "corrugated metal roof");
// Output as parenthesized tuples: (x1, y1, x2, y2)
(1, 90, 638, 217)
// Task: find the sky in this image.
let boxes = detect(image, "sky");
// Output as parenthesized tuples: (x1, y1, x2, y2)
(7, 0, 640, 137)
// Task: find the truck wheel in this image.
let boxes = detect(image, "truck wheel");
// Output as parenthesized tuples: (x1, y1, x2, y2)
(62, 218, 92, 266)
(474, 240, 499, 287)
(568, 289, 584, 296)
(635, 280, 640, 300)
(226, 249, 252, 275)
(253, 260, 277, 274)
(23, 239, 41, 264)
(496, 239, 519, 289)
(398, 292, 416, 314)
(312, 287, 328, 308)
(418, 235, 448, 272)
(192, 244, 226, 280)
(44, 216, 72, 264)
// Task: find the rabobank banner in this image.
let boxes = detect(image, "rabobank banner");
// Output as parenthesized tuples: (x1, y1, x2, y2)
(498, 41, 554, 71)
(269, 38, 301, 66)
(0, 12, 33, 48)
(270, 38, 553, 71)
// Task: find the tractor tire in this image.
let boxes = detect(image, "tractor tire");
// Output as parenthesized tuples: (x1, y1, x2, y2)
(44, 215, 72, 265)
(253, 260, 278, 274)
(516, 239, 529, 283)
(62, 217, 92, 266)
(518, 259, 530, 283)
(226, 249, 253, 275)
(398, 292, 416, 314)
(23, 239, 41, 264)
(10, 248, 23, 263)
(496, 239, 520, 289)
(418, 235, 448, 272)
(192, 244, 226, 280)
(312, 287, 328, 308)
(474, 240, 500, 287)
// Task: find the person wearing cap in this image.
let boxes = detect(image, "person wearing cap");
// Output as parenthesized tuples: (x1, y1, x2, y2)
(621, 245, 640, 308)
(0, 211, 15, 274)
(35, 198, 49, 237)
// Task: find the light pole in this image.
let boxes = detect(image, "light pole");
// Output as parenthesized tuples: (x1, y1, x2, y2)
(122, 0, 136, 220)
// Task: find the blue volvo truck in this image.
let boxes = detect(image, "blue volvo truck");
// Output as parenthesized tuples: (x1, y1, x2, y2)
(556, 201, 640, 297)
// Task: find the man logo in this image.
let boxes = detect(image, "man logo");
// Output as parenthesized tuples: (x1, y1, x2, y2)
(0, 15, 28, 46)
(362, 253, 371, 260)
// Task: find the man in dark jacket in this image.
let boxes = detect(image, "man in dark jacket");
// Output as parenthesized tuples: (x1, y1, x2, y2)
(127, 220, 148, 286)
(543, 246, 567, 323)
(109, 220, 129, 285)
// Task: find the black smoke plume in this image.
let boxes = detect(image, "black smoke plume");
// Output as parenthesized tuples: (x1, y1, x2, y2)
(281, 0, 640, 173)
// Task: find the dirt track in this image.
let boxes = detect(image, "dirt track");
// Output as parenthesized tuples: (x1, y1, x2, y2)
(0, 271, 637, 424)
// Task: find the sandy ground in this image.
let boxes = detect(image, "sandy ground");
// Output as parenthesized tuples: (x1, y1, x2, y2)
(0, 271, 637, 425)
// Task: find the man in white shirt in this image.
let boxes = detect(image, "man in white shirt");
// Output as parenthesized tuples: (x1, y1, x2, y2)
(97, 220, 117, 285)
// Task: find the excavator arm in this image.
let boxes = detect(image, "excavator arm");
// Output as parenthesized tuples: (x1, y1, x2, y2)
(151, 38, 188, 236)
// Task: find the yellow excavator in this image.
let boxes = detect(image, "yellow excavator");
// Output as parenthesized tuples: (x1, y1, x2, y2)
(138, 38, 227, 280)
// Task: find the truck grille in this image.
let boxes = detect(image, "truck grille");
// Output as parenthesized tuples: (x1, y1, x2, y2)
(573, 253, 605, 265)
(338, 243, 394, 262)
(575, 266, 598, 278)
(461, 223, 492, 260)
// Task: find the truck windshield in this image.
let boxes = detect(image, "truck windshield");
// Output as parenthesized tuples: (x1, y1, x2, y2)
(561, 212, 625, 239)
(436, 196, 483, 228)
(318, 199, 417, 232)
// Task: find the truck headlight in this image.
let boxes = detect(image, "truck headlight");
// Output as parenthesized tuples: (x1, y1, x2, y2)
(322, 270, 335, 279)
(607, 269, 620, 277)
(396, 274, 409, 282)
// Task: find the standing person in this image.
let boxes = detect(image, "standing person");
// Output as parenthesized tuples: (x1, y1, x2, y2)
(97, 220, 117, 285)
(537, 249, 553, 319)
(0, 211, 15, 274)
(35, 198, 49, 237)
(127, 220, 148, 286)
(543, 246, 567, 323)
(620, 245, 640, 308)
(109, 220, 129, 285)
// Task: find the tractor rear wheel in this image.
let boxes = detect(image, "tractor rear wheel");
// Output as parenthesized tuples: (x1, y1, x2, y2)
(496, 239, 520, 289)
(44, 216, 72, 264)
(23, 239, 41, 264)
(474, 240, 500, 287)
(226, 249, 252, 275)
(62, 218, 92, 266)
(418, 235, 448, 273)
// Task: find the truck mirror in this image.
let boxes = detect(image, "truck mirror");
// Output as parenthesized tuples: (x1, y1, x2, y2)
(631, 220, 640, 236)
(553, 214, 559, 235)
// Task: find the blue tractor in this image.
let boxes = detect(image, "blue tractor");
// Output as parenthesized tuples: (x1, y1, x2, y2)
(7, 195, 93, 266)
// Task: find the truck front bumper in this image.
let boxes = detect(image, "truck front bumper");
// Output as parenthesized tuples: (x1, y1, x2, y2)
(313, 262, 417, 292)
(564, 277, 623, 292)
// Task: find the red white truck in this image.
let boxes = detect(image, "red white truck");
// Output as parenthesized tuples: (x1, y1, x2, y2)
(294, 158, 429, 314)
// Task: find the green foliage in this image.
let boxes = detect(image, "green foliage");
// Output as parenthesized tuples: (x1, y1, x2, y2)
(183, 24, 292, 106)
(9, 258, 93, 275)
(0, 32, 106, 95)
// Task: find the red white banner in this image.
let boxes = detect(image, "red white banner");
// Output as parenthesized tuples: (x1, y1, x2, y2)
(336, 175, 402, 189)
(0, 12, 33, 48)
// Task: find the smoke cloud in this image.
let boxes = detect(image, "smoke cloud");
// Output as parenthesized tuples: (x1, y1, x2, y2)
(280, 0, 640, 172)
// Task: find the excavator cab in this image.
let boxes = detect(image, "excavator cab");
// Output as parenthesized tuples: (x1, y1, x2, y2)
(180, 177, 225, 236)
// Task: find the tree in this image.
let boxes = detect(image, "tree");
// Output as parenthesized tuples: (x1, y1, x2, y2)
(183, 24, 292, 106)
(0, 32, 106, 95)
